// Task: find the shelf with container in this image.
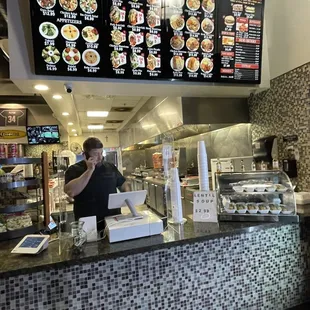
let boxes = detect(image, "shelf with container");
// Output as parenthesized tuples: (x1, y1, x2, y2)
(0, 153, 50, 241)
(216, 171, 299, 223)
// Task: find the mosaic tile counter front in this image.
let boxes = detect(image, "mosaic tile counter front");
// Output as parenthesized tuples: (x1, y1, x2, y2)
(1, 224, 310, 310)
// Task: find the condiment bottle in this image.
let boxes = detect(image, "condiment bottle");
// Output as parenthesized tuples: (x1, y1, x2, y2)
(240, 160, 245, 172)
(230, 160, 234, 172)
(251, 160, 257, 171)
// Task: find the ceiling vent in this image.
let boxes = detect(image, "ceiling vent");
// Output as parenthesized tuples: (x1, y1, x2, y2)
(106, 120, 123, 124)
(110, 107, 133, 112)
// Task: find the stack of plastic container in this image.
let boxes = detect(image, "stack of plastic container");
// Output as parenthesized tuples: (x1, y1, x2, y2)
(197, 141, 209, 191)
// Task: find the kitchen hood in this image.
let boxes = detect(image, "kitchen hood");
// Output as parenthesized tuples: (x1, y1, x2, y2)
(120, 97, 249, 149)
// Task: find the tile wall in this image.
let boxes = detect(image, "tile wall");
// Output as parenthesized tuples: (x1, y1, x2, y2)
(249, 63, 310, 190)
(0, 224, 309, 310)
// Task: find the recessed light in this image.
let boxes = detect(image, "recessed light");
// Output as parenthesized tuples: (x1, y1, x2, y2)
(72, 129, 77, 132)
(34, 84, 49, 91)
(53, 94, 62, 100)
(68, 122, 73, 126)
(87, 111, 109, 117)
(62, 112, 70, 116)
(88, 125, 104, 130)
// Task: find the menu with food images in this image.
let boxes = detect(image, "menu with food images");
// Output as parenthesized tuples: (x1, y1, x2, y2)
(217, 0, 264, 83)
(30, 0, 264, 83)
(164, 0, 217, 81)
(30, 0, 105, 77)
(106, 0, 163, 79)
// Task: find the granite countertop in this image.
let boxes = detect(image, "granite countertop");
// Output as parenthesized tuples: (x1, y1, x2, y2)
(0, 218, 295, 279)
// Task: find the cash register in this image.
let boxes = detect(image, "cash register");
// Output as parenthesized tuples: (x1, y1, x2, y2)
(105, 190, 163, 243)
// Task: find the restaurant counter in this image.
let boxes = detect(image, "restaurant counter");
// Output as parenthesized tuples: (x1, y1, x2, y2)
(0, 219, 310, 310)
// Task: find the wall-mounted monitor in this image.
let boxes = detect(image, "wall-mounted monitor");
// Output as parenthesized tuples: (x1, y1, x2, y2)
(27, 125, 60, 145)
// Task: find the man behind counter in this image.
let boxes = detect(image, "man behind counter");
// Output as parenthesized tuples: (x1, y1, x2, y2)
(64, 137, 130, 228)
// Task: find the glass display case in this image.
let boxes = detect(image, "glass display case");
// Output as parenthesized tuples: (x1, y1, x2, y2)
(216, 171, 299, 223)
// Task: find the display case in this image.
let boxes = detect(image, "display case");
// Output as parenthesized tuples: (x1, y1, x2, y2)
(0, 154, 49, 241)
(216, 171, 299, 223)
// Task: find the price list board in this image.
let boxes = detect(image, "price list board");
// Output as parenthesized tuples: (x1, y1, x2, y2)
(106, 0, 163, 79)
(217, 0, 264, 83)
(30, 0, 106, 77)
(30, 0, 264, 84)
(164, 0, 217, 81)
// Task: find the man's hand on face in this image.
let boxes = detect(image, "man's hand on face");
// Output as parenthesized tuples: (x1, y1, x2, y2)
(86, 157, 96, 172)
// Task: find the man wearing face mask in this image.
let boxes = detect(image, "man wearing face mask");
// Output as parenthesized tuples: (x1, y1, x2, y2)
(64, 137, 130, 228)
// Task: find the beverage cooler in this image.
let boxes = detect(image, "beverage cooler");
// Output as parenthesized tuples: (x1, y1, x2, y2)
(216, 171, 299, 223)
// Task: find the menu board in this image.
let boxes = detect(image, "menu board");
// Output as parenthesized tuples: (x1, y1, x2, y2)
(30, 0, 264, 84)
(30, 0, 105, 77)
(217, 0, 264, 83)
(107, 0, 163, 79)
(165, 0, 217, 81)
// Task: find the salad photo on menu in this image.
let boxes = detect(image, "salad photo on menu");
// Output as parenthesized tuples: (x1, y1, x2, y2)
(59, 0, 78, 11)
(80, 0, 98, 14)
(39, 22, 58, 40)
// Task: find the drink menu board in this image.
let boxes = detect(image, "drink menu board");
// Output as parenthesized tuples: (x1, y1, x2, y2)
(30, 0, 264, 84)
(217, 0, 264, 83)
(30, 0, 105, 77)
(107, 0, 163, 79)
(165, 0, 217, 81)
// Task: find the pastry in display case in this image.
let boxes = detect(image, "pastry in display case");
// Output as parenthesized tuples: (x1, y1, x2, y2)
(216, 171, 298, 223)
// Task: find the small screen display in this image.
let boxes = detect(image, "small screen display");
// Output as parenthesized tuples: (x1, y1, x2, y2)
(27, 125, 60, 145)
(48, 216, 57, 231)
(20, 237, 45, 249)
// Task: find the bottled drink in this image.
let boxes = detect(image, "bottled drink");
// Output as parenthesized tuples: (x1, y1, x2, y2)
(272, 159, 279, 170)
(216, 159, 222, 173)
(261, 161, 267, 171)
(251, 160, 257, 171)
(240, 160, 245, 172)
(230, 160, 234, 172)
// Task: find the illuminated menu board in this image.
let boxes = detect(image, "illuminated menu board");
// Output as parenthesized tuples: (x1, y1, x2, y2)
(217, 0, 264, 83)
(30, 0, 264, 84)
(106, 0, 163, 79)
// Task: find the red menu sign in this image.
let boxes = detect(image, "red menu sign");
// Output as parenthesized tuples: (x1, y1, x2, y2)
(217, 0, 264, 83)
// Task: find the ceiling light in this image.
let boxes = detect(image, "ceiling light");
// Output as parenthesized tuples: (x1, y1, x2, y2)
(87, 111, 109, 117)
(53, 94, 62, 100)
(68, 122, 73, 126)
(74, 134, 78, 137)
(72, 129, 77, 132)
(62, 112, 70, 116)
(34, 84, 49, 91)
(88, 125, 104, 130)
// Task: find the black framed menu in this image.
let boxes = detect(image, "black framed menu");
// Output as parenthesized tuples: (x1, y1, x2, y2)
(106, 0, 163, 79)
(164, 0, 217, 81)
(217, 0, 264, 83)
(30, 0, 264, 84)
(30, 0, 105, 77)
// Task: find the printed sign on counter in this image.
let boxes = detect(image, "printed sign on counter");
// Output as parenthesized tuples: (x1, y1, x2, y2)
(193, 191, 218, 223)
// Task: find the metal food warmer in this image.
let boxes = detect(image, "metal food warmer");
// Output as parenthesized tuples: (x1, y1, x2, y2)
(216, 171, 299, 223)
